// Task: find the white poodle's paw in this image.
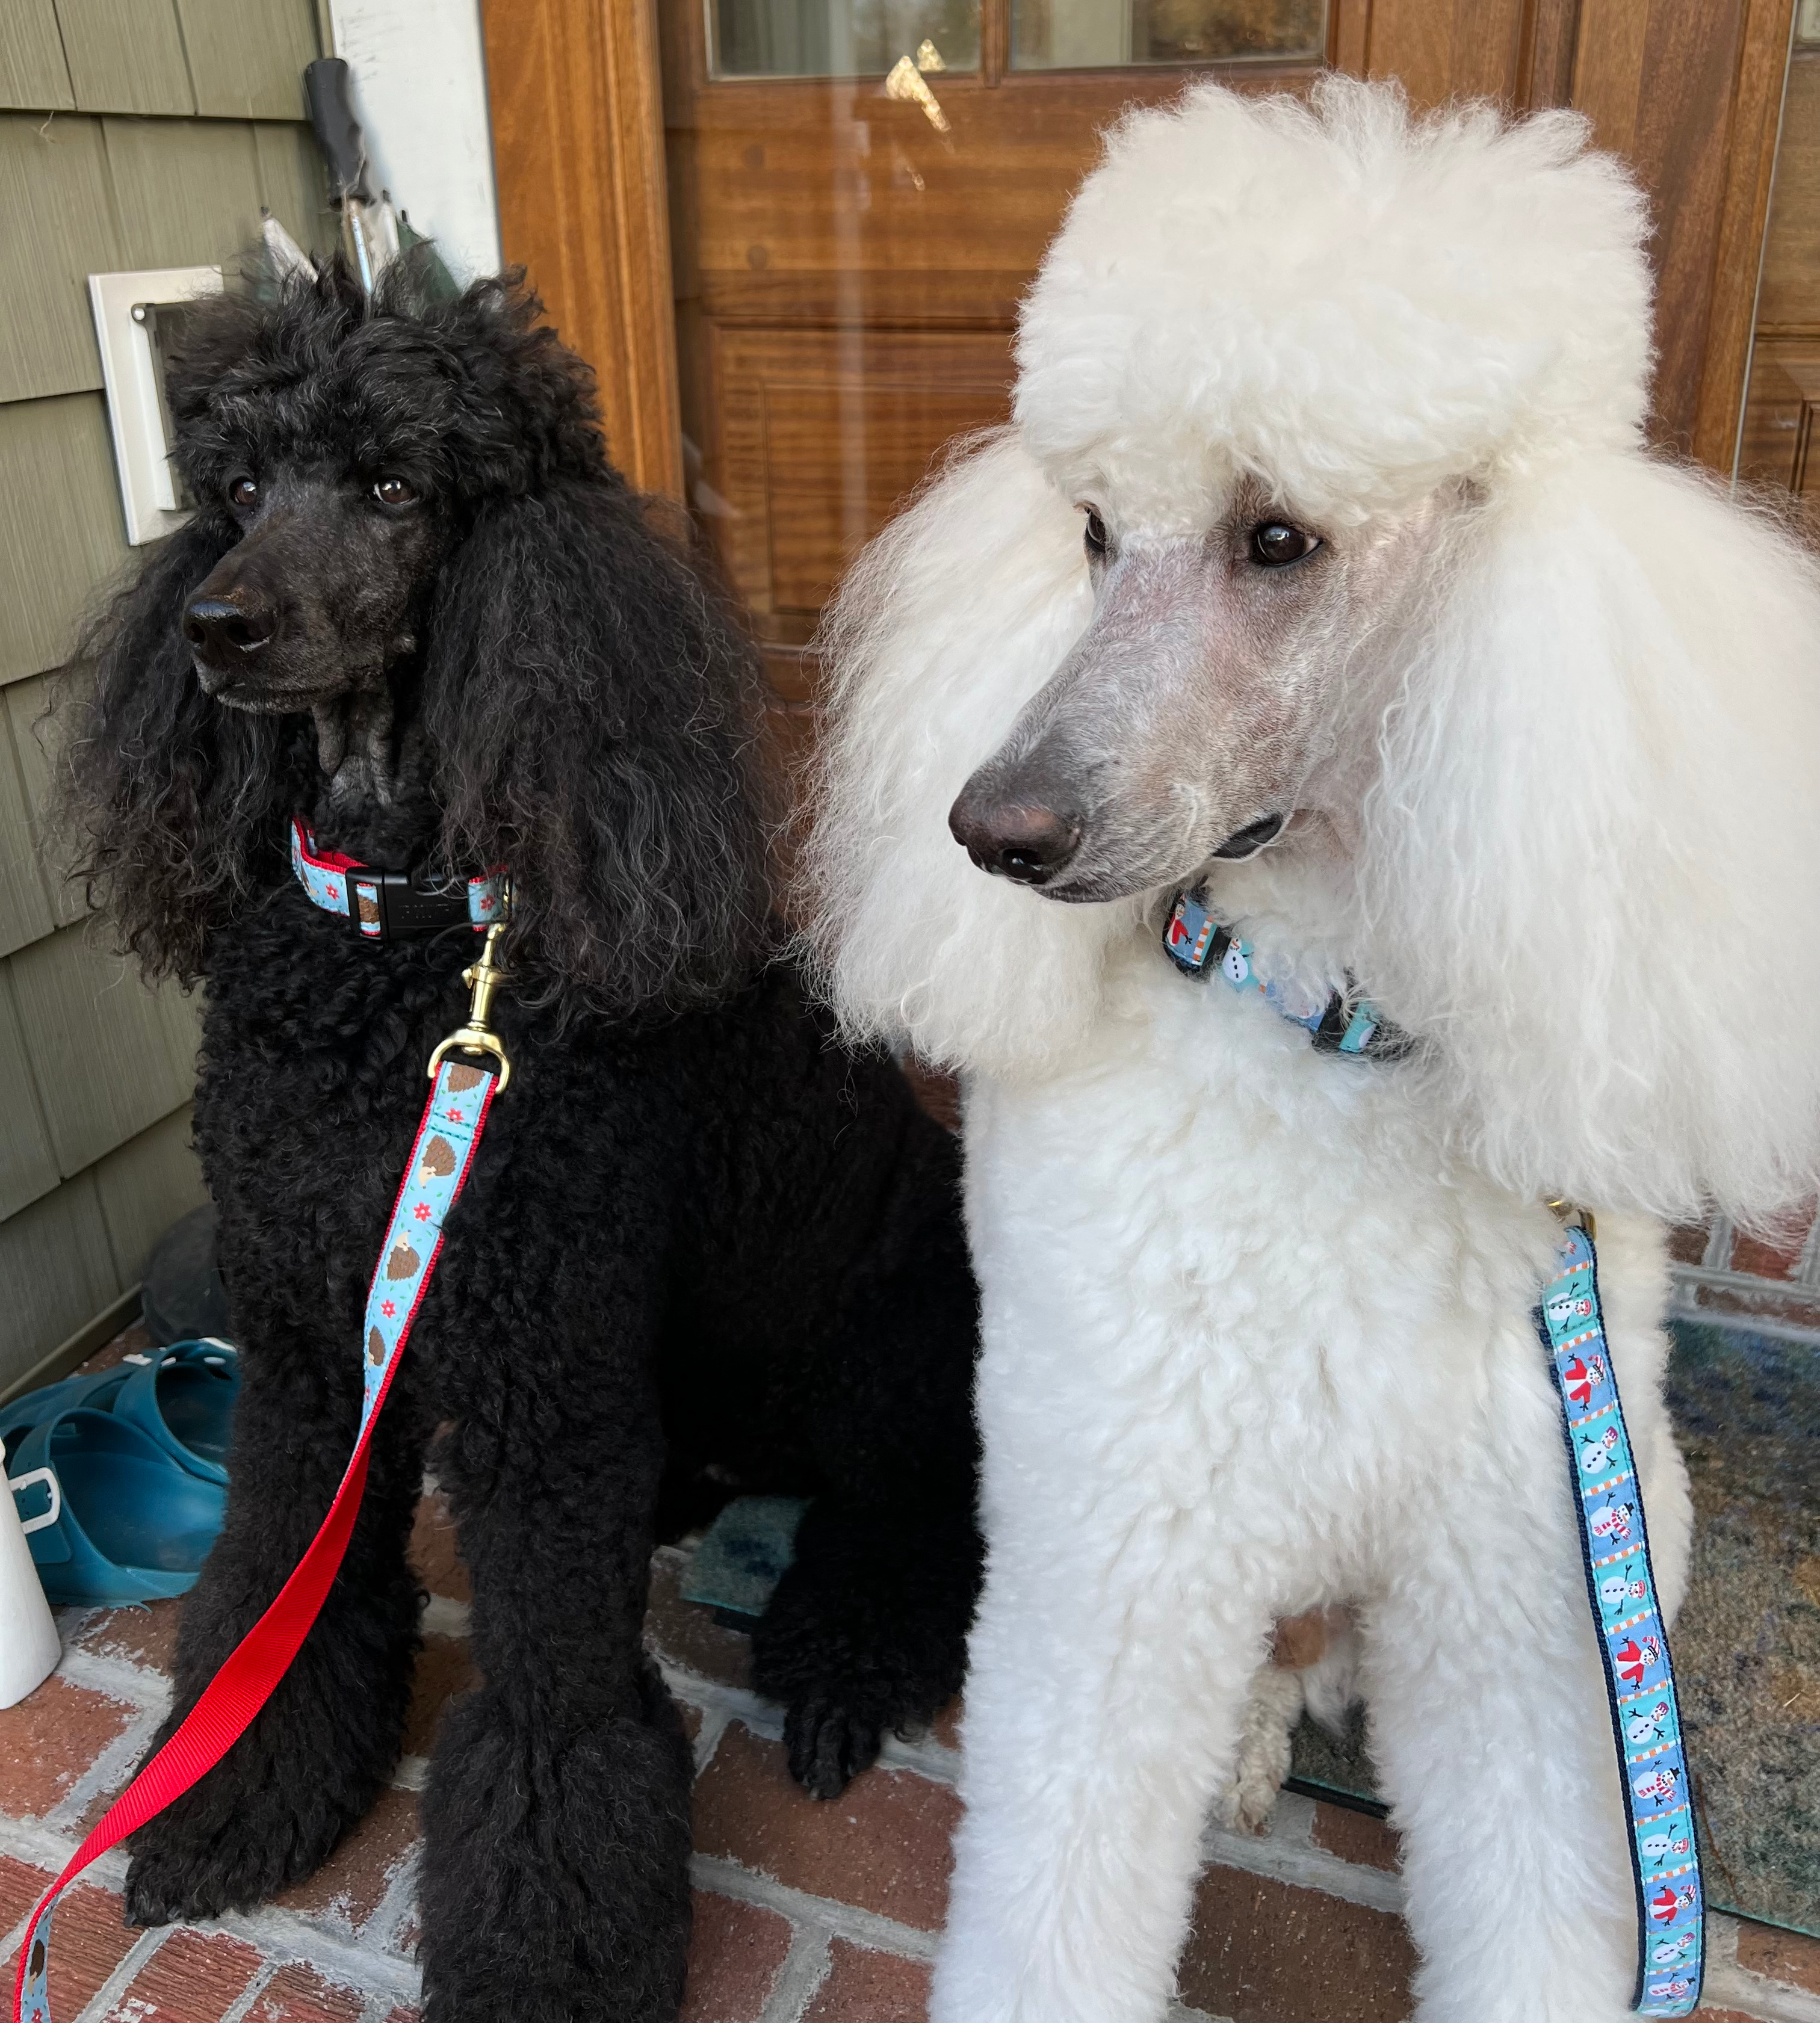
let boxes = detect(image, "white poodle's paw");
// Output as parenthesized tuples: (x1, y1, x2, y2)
(1216, 1663, 1304, 1836)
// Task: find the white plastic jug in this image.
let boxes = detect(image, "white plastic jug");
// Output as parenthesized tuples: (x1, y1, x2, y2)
(1, 1441, 61, 1708)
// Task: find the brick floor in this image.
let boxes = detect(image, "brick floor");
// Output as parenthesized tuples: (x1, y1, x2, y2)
(70, 1599, 183, 1675)
(1736, 1919, 1820, 1995)
(1180, 1867, 1417, 2023)
(1308, 1799, 1401, 1874)
(243, 1965, 366, 2023)
(0, 1676, 137, 1818)
(803, 1940, 932, 2021)
(692, 1723, 959, 1932)
(3, 1334, 1814, 2022)
(99, 1928, 264, 2022)
(679, 1892, 793, 2022)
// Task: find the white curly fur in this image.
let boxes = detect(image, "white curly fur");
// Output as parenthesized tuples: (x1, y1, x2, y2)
(1017, 76, 1651, 529)
(806, 76, 1820, 2023)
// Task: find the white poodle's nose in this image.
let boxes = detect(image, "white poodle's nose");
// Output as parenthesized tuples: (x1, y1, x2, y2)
(947, 789, 1081, 885)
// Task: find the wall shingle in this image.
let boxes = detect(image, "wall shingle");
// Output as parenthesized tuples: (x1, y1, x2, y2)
(175, 0, 318, 120)
(0, 2, 73, 113)
(0, 1, 319, 1381)
(0, 1170, 119, 1389)
(8, 923, 199, 1179)
(0, 394, 129, 687)
(101, 116, 267, 274)
(0, 116, 123, 404)
(57, 0, 195, 117)
(0, 969, 59, 1220)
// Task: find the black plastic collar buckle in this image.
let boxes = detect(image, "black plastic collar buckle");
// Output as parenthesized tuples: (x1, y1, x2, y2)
(347, 867, 478, 944)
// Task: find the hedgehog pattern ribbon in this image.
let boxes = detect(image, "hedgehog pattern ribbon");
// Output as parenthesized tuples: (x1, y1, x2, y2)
(12, 1057, 497, 2023)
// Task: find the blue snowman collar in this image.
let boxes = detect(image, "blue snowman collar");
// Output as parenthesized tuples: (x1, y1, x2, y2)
(1162, 885, 1411, 1061)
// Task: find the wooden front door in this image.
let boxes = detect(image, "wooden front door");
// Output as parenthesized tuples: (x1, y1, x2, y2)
(658, 1, 1334, 708)
(484, 0, 1795, 716)
(636, 0, 1792, 724)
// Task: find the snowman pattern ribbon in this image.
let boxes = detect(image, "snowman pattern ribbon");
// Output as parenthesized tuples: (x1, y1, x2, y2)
(1539, 1226, 1704, 2018)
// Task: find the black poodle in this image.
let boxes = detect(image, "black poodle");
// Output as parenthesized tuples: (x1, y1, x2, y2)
(55, 256, 982, 2023)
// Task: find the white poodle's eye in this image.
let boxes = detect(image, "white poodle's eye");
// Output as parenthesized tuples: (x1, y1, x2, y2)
(1249, 522, 1320, 568)
(226, 475, 258, 511)
(373, 475, 419, 508)
(1082, 507, 1109, 561)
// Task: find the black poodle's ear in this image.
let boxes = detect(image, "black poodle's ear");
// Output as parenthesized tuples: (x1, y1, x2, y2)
(54, 517, 298, 983)
(424, 477, 774, 1020)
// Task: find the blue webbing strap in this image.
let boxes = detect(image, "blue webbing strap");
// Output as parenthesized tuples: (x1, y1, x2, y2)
(1162, 886, 1405, 1057)
(1537, 1225, 1704, 2017)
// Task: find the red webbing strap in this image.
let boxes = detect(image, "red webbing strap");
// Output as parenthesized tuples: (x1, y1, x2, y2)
(13, 1061, 497, 2023)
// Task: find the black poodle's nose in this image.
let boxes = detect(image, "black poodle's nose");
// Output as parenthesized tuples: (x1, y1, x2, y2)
(182, 591, 277, 659)
(949, 791, 1082, 885)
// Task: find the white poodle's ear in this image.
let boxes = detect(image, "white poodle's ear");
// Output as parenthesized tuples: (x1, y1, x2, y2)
(1360, 454, 1820, 1225)
(802, 431, 1139, 1076)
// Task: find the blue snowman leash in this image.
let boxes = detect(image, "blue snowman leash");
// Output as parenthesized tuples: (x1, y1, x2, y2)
(1163, 888, 1705, 2016)
(1538, 1219, 1704, 2017)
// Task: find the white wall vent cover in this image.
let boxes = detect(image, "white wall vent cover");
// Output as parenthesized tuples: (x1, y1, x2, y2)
(88, 267, 225, 546)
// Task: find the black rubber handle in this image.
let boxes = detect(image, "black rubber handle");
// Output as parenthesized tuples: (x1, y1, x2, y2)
(304, 57, 371, 204)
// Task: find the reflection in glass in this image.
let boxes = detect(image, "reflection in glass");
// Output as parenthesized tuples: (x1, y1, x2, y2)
(1011, 0, 1325, 68)
(710, 0, 982, 78)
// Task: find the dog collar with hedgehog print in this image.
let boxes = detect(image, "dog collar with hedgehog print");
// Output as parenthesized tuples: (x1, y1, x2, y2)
(1162, 885, 1412, 1060)
(290, 817, 508, 944)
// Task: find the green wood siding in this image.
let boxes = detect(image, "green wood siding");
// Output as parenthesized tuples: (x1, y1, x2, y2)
(8, 926, 200, 1177)
(0, 394, 129, 685)
(104, 117, 268, 272)
(0, 704, 55, 957)
(58, 0, 196, 117)
(94, 1105, 207, 1283)
(0, 117, 123, 404)
(0, 0, 324, 1386)
(0, 1172, 123, 1373)
(0, 972, 59, 1220)
(5, 673, 85, 932)
(254, 120, 338, 261)
(0, 2, 75, 114)
(176, 0, 317, 120)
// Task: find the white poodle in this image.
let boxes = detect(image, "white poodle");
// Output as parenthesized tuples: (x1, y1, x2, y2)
(804, 78, 1820, 2023)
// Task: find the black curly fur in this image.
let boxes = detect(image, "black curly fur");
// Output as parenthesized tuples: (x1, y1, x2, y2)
(55, 257, 980, 2023)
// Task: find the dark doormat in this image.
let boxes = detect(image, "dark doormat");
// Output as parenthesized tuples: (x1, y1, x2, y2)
(1289, 1318, 1820, 1937)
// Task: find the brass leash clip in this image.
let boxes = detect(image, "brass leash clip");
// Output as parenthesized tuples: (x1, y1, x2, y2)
(1545, 1197, 1597, 1243)
(428, 919, 512, 1091)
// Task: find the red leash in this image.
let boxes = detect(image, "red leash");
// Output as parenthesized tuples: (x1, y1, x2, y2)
(12, 927, 510, 2023)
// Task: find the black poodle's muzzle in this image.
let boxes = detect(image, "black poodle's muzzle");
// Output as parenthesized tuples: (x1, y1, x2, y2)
(179, 484, 427, 711)
(183, 585, 279, 696)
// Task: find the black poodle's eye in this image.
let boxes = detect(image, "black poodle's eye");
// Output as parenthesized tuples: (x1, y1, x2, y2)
(1249, 522, 1320, 569)
(226, 475, 258, 511)
(373, 475, 419, 508)
(1082, 507, 1109, 561)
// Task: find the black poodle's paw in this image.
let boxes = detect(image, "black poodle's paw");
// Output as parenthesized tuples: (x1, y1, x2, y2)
(751, 1558, 971, 1800)
(781, 1687, 896, 1800)
(124, 1759, 371, 1926)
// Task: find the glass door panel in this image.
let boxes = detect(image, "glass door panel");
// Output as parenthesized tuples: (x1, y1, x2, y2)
(1010, 0, 1325, 70)
(708, 0, 983, 78)
(661, 0, 1328, 712)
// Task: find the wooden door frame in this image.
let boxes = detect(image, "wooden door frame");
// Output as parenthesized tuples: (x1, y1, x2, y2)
(480, 0, 684, 498)
(481, 0, 1794, 490)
